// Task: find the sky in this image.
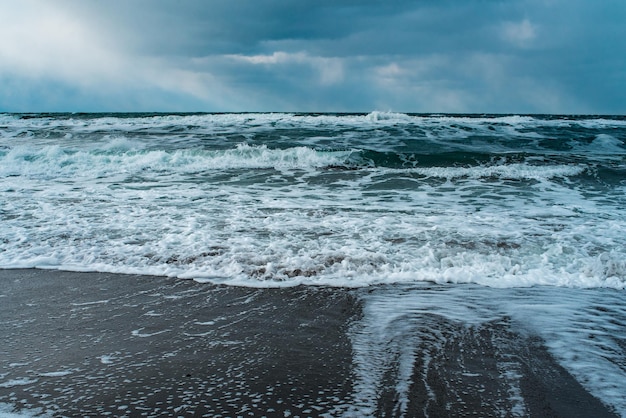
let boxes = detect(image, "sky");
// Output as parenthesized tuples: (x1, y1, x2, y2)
(0, 0, 624, 114)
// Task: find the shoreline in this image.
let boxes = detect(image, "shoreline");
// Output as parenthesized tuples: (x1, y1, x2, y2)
(0, 268, 619, 417)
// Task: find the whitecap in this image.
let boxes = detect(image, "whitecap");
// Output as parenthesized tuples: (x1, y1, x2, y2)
(589, 134, 625, 154)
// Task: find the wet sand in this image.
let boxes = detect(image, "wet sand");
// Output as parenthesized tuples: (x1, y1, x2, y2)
(0, 269, 618, 417)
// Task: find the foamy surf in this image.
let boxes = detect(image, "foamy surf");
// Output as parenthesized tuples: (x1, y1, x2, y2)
(1, 112, 625, 289)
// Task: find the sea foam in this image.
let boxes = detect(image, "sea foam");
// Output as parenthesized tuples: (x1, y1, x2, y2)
(1, 112, 625, 289)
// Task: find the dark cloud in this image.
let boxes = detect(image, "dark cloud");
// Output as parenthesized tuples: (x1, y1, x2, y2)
(69, 0, 425, 55)
(1, 0, 624, 113)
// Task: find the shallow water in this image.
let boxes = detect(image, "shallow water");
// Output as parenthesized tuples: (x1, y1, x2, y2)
(1, 270, 624, 417)
(350, 284, 626, 417)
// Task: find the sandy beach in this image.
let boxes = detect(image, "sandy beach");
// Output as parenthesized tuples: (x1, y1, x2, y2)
(0, 269, 619, 417)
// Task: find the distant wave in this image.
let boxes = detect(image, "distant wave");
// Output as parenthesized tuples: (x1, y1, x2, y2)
(365, 111, 413, 122)
(3, 112, 626, 134)
(0, 143, 591, 182)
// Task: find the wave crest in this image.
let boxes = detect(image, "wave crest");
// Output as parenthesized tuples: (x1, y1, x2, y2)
(0, 144, 356, 179)
(365, 111, 412, 122)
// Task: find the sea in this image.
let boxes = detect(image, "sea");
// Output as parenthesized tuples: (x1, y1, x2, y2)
(1, 112, 625, 416)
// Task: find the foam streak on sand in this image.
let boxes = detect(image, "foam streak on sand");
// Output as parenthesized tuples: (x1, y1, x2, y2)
(345, 286, 626, 417)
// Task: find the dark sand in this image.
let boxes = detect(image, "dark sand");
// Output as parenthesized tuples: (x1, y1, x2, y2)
(0, 269, 618, 417)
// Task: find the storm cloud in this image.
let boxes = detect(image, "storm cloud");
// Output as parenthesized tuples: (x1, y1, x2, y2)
(1, 0, 624, 113)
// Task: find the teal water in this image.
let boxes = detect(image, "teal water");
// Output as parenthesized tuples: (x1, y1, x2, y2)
(1, 112, 626, 416)
(1, 112, 624, 287)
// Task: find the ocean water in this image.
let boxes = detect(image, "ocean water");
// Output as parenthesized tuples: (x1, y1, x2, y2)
(2, 111, 624, 288)
(1, 112, 626, 416)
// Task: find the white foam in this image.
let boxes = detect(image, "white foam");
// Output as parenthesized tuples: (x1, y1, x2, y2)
(1, 160, 624, 290)
(99, 355, 116, 364)
(2, 113, 626, 136)
(348, 286, 626, 417)
(502, 288, 626, 416)
(590, 134, 625, 153)
(0, 144, 354, 180)
(0, 378, 38, 388)
(0, 403, 52, 418)
(408, 162, 586, 180)
(1, 113, 625, 290)
(365, 111, 413, 122)
(131, 328, 170, 338)
(70, 300, 109, 306)
(38, 370, 75, 377)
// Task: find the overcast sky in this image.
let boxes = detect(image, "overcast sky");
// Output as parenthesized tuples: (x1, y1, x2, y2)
(1, 0, 624, 113)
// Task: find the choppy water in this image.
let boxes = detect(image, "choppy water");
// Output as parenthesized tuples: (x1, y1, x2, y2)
(1, 111, 625, 288)
(1, 112, 626, 416)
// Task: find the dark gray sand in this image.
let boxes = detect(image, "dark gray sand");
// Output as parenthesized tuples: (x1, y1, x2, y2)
(0, 269, 618, 417)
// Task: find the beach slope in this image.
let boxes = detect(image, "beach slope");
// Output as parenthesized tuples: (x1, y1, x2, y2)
(0, 269, 618, 417)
